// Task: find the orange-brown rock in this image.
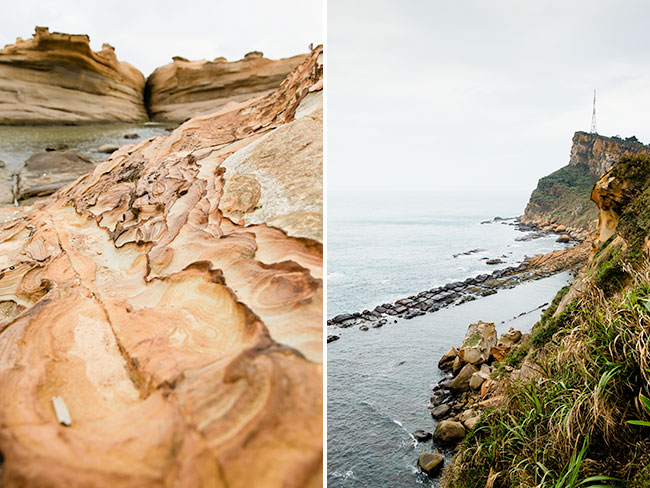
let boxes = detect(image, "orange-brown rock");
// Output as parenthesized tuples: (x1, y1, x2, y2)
(0, 47, 323, 487)
(145, 51, 309, 122)
(570, 132, 650, 177)
(524, 241, 591, 273)
(0, 27, 147, 123)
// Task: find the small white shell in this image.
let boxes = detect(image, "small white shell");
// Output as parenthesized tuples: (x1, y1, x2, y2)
(52, 396, 72, 426)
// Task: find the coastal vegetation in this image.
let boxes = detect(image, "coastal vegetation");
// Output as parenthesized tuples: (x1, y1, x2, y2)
(526, 164, 599, 230)
(444, 154, 650, 487)
(524, 132, 650, 231)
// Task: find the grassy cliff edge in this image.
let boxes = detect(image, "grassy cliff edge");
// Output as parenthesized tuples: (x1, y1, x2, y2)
(445, 154, 650, 487)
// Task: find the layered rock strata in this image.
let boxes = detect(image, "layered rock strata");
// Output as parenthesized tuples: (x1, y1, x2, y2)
(0, 27, 147, 123)
(145, 52, 309, 122)
(0, 47, 323, 487)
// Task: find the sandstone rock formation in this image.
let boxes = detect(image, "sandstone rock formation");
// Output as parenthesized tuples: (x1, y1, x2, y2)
(0, 46, 323, 487)
(524, 132, 650, 230)
(146, 51, 309, 122)
(0, 27, 147, 123)
(570, 132, 649, 177)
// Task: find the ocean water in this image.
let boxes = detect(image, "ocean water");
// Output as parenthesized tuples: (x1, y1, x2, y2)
(0, 123, 175, 173)
(327, 190, 575, 486)
(328, 190, 569, 317)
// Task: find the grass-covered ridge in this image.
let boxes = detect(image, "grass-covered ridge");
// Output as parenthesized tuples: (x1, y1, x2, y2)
(525, 164, 600, 230)
(445, 155, 650, 487)
(445, 275, 650, 487)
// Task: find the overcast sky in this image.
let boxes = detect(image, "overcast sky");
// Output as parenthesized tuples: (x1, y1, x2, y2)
(328, 0, 650, 200)
(0, 0, 323, 76)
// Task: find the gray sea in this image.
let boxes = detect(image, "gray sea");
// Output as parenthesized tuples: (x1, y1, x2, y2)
(327, 190, 574, 486)
(0, 123, 175, 174)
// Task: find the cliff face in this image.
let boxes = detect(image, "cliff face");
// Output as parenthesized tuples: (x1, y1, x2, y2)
(0, 27, 148, 123)
(524, 131, 650, 230)
(0, 47, 323, 487)
(145, 52, 308, 122)
(569, 131, 649, 176)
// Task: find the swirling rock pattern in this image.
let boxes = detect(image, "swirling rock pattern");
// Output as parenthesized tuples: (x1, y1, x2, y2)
(0, 27, 147, 123)
(0, 47, 323, 487)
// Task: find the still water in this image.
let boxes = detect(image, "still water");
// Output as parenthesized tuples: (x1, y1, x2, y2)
(0, 123, 175, 173)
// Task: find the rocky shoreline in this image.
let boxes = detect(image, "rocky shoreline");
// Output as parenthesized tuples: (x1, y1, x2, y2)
(414, 320, 527, 476)
(327, 218, 590, 343)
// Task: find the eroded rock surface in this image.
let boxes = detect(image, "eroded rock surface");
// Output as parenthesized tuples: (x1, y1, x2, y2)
(0, 47, 323, 487)
(0, 27, 147, 123)
(146, 51, 308, 122)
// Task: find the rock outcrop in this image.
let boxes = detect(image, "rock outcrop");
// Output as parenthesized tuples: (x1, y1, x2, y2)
(145, 52, 309, 122)
(0, 46, 323, 487)
(0, 27, 147, 123)
(18, 150, 94, 199)
(570, 132, 649, 177)
(524, 132, 650, 230)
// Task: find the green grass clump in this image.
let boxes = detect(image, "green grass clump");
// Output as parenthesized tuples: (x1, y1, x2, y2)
(464, 332, 482, 347)
(446, 274, 650, 487)
(502, 342, 530, 368)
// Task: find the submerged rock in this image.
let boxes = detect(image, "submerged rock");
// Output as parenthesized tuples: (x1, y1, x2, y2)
(18, 150, 94, 199)
(413, 430, 432, 442)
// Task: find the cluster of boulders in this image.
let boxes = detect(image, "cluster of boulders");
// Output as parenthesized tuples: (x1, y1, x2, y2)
(415, 321, 524, 477)
(515, 218, 590, 243)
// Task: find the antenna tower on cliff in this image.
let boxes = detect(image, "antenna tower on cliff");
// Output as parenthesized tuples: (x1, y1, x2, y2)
(590, 89, 597, 134)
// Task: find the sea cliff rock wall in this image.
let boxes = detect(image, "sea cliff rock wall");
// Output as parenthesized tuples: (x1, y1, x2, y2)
(0, 27, 147, 123)
(145, 52, 308, 122)
(0, 27, 309, 125)
(523, 131, 650, 230)
(0, 47, 323, 487)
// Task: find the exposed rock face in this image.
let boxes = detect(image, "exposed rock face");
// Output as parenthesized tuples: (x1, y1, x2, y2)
(524, 132, 650, 230)
(569, 132, 649, 177)
(146, 51, 309, 122)
(458, 320, 497, 365)
(18, 150, 94, 199)
(0, 47, 323, 487)
(0, 27, 147, 123)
